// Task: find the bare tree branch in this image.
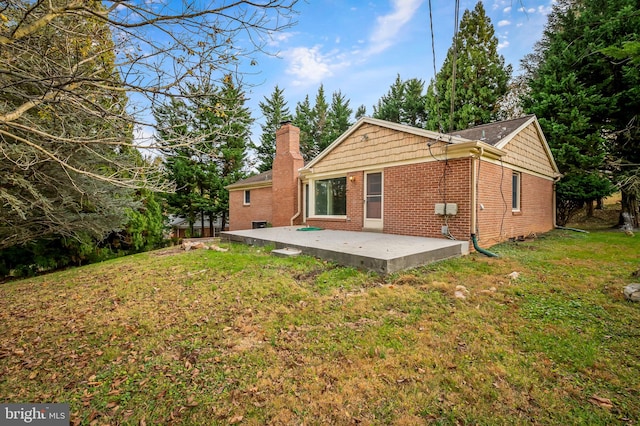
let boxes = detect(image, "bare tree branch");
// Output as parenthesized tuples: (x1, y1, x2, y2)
(0, 0, 298, 247)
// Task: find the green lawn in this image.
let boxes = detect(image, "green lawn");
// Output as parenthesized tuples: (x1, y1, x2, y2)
(1, 230, 638, 425)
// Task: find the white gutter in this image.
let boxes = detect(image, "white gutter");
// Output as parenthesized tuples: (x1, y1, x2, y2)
(290, 177, 302, 226)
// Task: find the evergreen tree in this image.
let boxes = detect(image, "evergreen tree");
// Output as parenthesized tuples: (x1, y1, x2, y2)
(523, 0, 638, 225)
(425, 1, 511, 132)
(0, 0, 296, 249)
(155, 98, 202, 236)
(214, 75, 253, 229)
(310, 84, 330, 158)
(324, 90, 353, 150)
(355, 105, 367, 120)
(293, 95, 315, 162)
(0, 0, 136, 248)
(373, 74, 404, 124)
(255, 85, 291, 172)
(402, 78, 428, 127)
(160, 73, 253, 233)
(295, 86, 354, 160)
(373, 74, 427, 127)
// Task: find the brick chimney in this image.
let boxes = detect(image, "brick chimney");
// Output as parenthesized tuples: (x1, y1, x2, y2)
(272, 121, 304, 226)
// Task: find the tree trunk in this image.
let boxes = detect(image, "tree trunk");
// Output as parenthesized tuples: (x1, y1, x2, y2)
(619, 190, 639, 228)
(586, 200, 594, 217)
(596, 197, 603, 210)
(200, 186, 205, 238)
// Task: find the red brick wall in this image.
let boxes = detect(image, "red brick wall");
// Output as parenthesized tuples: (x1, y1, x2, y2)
(272, 124, 304, 227)
(476, 161, 554, 246)
(228, 186, 273, 230)
(307, 160, 473, 239)
(384, 159, 472, 239)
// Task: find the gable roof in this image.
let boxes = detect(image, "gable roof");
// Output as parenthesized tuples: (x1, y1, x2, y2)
(449, 115, 559, 174)
(303, 115, 559, 177)
(446, 115, 535, 146)
(228, 115, 559, 190)
(303, 117, 470, 171)
(225, 170, 272, 190)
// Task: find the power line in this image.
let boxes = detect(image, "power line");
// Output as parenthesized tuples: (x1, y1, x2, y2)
(450, 0, 460, 133)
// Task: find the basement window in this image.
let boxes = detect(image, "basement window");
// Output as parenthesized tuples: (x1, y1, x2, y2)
(313, 177, 347, 216)
(244, 190, 251, 206)
(512, 172, 521, 212)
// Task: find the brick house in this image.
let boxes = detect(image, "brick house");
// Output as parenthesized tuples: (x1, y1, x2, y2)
(226, 116, 560, 248)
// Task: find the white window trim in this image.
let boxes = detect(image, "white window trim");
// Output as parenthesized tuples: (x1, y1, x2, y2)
(243, 190, 251, 206)
(512, 172, 521, 212)
(308, 176, 347, 219)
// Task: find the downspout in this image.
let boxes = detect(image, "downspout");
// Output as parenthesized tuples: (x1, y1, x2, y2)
(290, 177, 302, 226)
(471, 146, 499, 257)
(553, 175, 560, 228)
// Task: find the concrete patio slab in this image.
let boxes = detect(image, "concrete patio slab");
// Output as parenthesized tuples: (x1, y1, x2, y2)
(221, 226, 469, 274)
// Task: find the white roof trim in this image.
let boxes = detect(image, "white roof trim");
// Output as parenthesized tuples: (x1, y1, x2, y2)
(494, 115, 560, 174)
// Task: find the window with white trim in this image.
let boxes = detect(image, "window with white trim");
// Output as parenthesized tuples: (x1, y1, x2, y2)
(243, 190, 251, 205)
(313, 177, 347, 216)
(512, 172, 521, 211)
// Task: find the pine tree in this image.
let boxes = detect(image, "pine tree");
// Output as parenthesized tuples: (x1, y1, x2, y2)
(255, 85, 291, 172)
(523, 0, 638, 225)
(293, 95, 315, 162)
(373, 74, 427, 127)
(373, 74, 404, 124)
(425, 1, 511, 132)
(0, 0, 296, 249)
(355, 105, 367, 120)
(156, 98, 201, 236)
(310, 85, 330, 158)
(295, 86, 354, 160)
(0, 0, 136, 248)
(157, 74, 254, 234)
(214, 75, 253, 230)
(324, 90, 353, 150)
(402, 78, 428, 127)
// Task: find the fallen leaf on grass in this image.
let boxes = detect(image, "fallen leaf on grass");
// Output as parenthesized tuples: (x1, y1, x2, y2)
(229, 415, 243, 424)
(588, 395, 613, 409)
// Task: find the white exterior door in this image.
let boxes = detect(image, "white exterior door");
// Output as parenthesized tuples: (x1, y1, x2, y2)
(364, 171, 383, 230)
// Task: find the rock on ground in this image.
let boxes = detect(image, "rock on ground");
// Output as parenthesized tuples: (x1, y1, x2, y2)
(623, 284, 640, 302)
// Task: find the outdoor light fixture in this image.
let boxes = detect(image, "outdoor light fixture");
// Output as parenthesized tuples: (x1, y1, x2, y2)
(349, 175, 356, 182)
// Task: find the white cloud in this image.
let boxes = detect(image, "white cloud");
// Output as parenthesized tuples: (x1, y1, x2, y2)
(281, 46, 349, 87)
(503, 6, 511, 13)
(268, 31, 295, 47)
(367, 0, 423, 55)
(498, 20, 511, 27)
(537, 4, 553, 14)
(528, 8, 536, 13)
(492, 0, 510, 10)
(498, 40, 510, 50)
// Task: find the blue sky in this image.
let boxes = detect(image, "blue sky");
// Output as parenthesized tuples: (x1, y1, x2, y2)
(242, 0, 555, 129)
(133, 0, 555, 149)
